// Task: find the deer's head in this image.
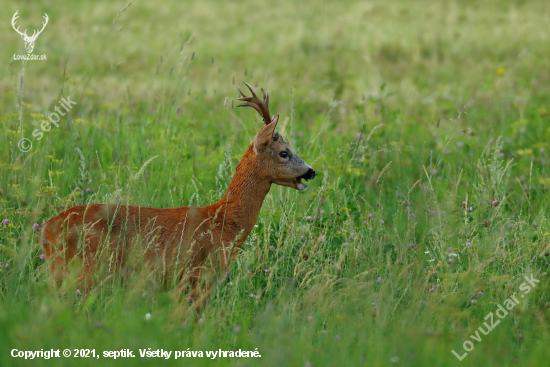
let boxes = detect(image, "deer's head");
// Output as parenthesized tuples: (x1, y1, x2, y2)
(11, 11, 49, 54)
(238, 82, 316, 191)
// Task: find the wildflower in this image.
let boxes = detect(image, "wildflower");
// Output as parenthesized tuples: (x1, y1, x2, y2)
(462, 201, 467, 208)
(32, 223, 40, 231)
(142, 292, 146, 299)
(248, 329, 251, 333)
(144, 313, 151, 321)
(319, 235, 325, 242)
(477, 291, 483, 297)
(306, 216, 312, 222)
(367, 214, 373, 220)
(448, 259, 454, 264)
(409, 243, 415, 248)
(76, 289, 82, 296)
(492, 200, 498, 206)
(432, 169, 438, 175)
(264, 269, 269, 272)
(429, 285, 435, 293)
(376, 277, 382, 283)
(233, 325, 241, 332)
(86, 188, 91, 192)
(307, 316, 313, 321)
(270, 245, 275, 250)
(465, 241, 472, 246)
(496, 67, 506, 75)
(363, 221, 367, 225)
(300, 235, 304, 240)
(379, 220, 385, 224)
(471, 299, 477, 304)
(4, 263, 9, 269)
(342, 242, 348, 247)
(188, 296, 194, 302)
(2, 219, 10, 225)
(320, 210, 324, 214)
(545, 262, 549, 267)
(457, 142, 464, 149)
(376, 202, 380, 207)
(39, 254, 46, 260)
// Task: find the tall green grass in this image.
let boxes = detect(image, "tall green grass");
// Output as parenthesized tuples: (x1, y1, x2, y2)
(1, 0, 550, 365)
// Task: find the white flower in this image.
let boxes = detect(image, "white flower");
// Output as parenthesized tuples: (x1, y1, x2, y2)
(144, 313, 152, 321)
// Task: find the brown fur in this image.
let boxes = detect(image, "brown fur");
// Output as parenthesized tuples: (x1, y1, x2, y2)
(40, 84, 314, 305)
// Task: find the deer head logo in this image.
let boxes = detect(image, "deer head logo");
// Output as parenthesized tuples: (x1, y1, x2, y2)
(11, 11, 49, 54)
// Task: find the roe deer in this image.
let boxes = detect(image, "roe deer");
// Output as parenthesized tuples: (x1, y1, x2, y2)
(40, 82, 316, 305)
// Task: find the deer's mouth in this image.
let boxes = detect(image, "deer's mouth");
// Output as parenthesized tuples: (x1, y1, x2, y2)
(296, 168, 316, 191)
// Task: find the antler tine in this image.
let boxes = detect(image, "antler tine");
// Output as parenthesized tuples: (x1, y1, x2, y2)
(237, 81, 272, 125)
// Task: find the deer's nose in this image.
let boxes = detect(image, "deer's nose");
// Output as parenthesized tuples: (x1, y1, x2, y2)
(299, 168, 316, 181)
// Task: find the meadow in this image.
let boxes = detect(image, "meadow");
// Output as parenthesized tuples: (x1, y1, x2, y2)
(1, 0, 550, 365)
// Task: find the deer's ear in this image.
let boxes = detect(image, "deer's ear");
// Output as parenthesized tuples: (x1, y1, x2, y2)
(253, 116, 279, 153)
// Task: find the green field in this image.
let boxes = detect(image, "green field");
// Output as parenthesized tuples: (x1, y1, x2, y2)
(1, 0, 550, 365)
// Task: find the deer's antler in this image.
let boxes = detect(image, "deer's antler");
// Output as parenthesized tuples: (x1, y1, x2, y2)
(30, 13, 48, 39)
(11, 11, 28, 37)
(237, 81, 274, 125)
(11, 11, 48, 40)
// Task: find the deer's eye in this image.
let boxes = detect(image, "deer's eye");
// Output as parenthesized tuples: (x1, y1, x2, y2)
(279, 151, 289, 159)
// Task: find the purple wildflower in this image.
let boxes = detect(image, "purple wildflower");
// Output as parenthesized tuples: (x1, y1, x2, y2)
(39, 254, 46, 260)
(32, 223, 40, 231)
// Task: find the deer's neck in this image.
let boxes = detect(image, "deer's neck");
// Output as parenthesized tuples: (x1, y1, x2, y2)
(215, 146, 271, 238)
